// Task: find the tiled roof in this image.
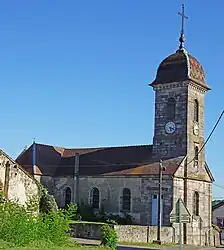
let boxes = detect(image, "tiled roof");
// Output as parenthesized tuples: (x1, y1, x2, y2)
(150, 49, 210, 89)
(103, 156, 184, 176)
(16, 143, 154, 176)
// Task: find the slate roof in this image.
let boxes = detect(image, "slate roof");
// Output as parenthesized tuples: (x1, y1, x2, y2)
(150, 49, 210, 90)
(212, 201, 224, 211)
(16, 143, 183, 177)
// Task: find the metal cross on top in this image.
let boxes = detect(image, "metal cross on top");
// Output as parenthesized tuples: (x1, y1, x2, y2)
(178, 0, 188, 50)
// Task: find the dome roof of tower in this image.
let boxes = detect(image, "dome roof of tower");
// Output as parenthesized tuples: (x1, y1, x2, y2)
(150, 49, 210, 89)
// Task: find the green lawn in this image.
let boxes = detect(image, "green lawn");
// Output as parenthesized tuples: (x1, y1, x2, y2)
(2, 247, 106, 250)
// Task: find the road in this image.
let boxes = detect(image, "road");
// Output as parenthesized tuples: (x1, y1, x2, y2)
(74, 237, 224, 250)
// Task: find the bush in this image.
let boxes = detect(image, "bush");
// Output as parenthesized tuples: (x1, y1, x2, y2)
(100, 224, 117, 250)
(0, 199, 72, 247)
(64, 203, 78, 221)
(77, 201, 96, 221)
(39, 192, 58, 214)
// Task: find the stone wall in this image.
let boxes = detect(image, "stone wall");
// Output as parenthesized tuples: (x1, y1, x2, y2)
(172, 176, 213, 246)
(70, 223, 220, 246)
(0, 150, 39, 205)
(54, 175, 173, 225)
(70, 223, 174, 244)
(152, 83, 188, 159)
(70, 223, 102, 240)
(115, 225, 174, 244)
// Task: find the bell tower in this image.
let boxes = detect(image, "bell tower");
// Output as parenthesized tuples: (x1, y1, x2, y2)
(150, 3, 210, 169)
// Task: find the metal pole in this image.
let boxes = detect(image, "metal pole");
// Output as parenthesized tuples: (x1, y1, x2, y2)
(156, 159, 163, 244)
(179, 200, 182, 250)
(74, 153, 79, 204)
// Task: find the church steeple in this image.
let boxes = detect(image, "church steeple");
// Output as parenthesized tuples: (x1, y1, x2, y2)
(178, 0, 188, 50)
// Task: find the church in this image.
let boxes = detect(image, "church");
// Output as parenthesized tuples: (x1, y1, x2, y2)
(16, 4, 214, 246)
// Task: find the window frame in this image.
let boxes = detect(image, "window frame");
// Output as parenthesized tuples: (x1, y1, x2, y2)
(194, 145, 199, 167)
(65, 187, 72, 207)
(91, 187, 100, 209)
(122, 188, 131, 212)
(194, 99, 199, 123)
(167, 97, 176, 120)
(193, 191, 199, 216)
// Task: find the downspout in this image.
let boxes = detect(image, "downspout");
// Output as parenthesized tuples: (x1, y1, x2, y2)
(73, 153, 79, 204)
(183, 157, 188, 244)
(32, 140, 36, 176)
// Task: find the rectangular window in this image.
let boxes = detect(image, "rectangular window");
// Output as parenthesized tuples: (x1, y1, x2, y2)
(217, 218, 224, 228)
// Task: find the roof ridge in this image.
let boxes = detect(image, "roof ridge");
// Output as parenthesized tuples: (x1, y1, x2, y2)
(34, 142, 152, 151)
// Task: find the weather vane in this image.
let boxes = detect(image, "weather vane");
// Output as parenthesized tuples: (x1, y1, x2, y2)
(178, 0, 188, 50)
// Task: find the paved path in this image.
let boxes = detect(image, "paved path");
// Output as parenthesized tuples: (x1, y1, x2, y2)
(74, 237, 224, 250)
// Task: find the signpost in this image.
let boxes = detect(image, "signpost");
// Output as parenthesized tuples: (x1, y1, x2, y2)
(170, 198, 191, 250)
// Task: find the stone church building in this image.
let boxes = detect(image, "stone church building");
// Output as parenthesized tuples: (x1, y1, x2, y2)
(16, 12, 214, 246)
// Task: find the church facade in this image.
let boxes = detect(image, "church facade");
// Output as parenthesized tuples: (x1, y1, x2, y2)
(16, 17, 214, 246)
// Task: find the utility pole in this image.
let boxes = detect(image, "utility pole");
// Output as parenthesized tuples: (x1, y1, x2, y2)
(154, 159, 166, 245)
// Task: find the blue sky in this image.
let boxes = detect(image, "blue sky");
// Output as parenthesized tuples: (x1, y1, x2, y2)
(0, 0, 223, 198)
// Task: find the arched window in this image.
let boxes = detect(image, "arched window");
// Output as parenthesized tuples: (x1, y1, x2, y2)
(91, 187, 100, 209)
(194, 99, 199, 122)
(122, 188, 131, 211)
(167, 98, 176, 120)
(194, 146, 199, 166)
(193, 191, 199, 216)
(65, 187, 71, 206)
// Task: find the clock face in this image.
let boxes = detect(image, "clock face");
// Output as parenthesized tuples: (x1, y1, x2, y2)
(193, 123, 199, 136)
(165, 121, 176, 134)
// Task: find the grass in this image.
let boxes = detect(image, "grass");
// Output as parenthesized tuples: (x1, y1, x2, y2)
(8, 248, 105, 250)
(0, 245, 106, 250)
(0, 239, 106, 250)
(6, 248, 106, 250)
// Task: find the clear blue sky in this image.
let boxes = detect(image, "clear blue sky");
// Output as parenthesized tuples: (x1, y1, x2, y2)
(0, 0, 223, 198)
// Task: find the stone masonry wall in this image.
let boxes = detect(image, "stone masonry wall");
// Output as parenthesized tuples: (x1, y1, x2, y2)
(54, 175, 173, 226)
(173, 176, 212, 246)
(70, 223, 174, 244)
(115, 225, 174, 244)
(70, 223, 219, 246)
(152, 83, 188, 159)
(0, 150, 39, 205)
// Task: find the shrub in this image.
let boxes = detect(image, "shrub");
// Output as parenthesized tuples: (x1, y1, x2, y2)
(39, 192, 58, 214)
(0, 199, 71, 247)
(100, 224, 117, 250)
(77, 201, 96, 221)
(64, 203, 78, 221)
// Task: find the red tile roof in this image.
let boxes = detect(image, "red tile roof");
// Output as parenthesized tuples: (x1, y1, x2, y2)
(103, 157, 184, 176)
(16, 143, 156, 176)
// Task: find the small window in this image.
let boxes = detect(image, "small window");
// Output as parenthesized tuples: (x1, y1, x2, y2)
(167, 98, 176, 120)
(194, 146, 199, 166)
(122, 188, 131, 211)
(217, 218, 224, 228)
(194, 99, 199, 122)
(65, 187, 72, 206)
(91, 187, 100, 209)
(193, 191, 199, 216)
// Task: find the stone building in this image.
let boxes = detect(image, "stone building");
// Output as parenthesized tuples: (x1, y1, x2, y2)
(0, 149, 39, 205)
(16, 6, 214, 246)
